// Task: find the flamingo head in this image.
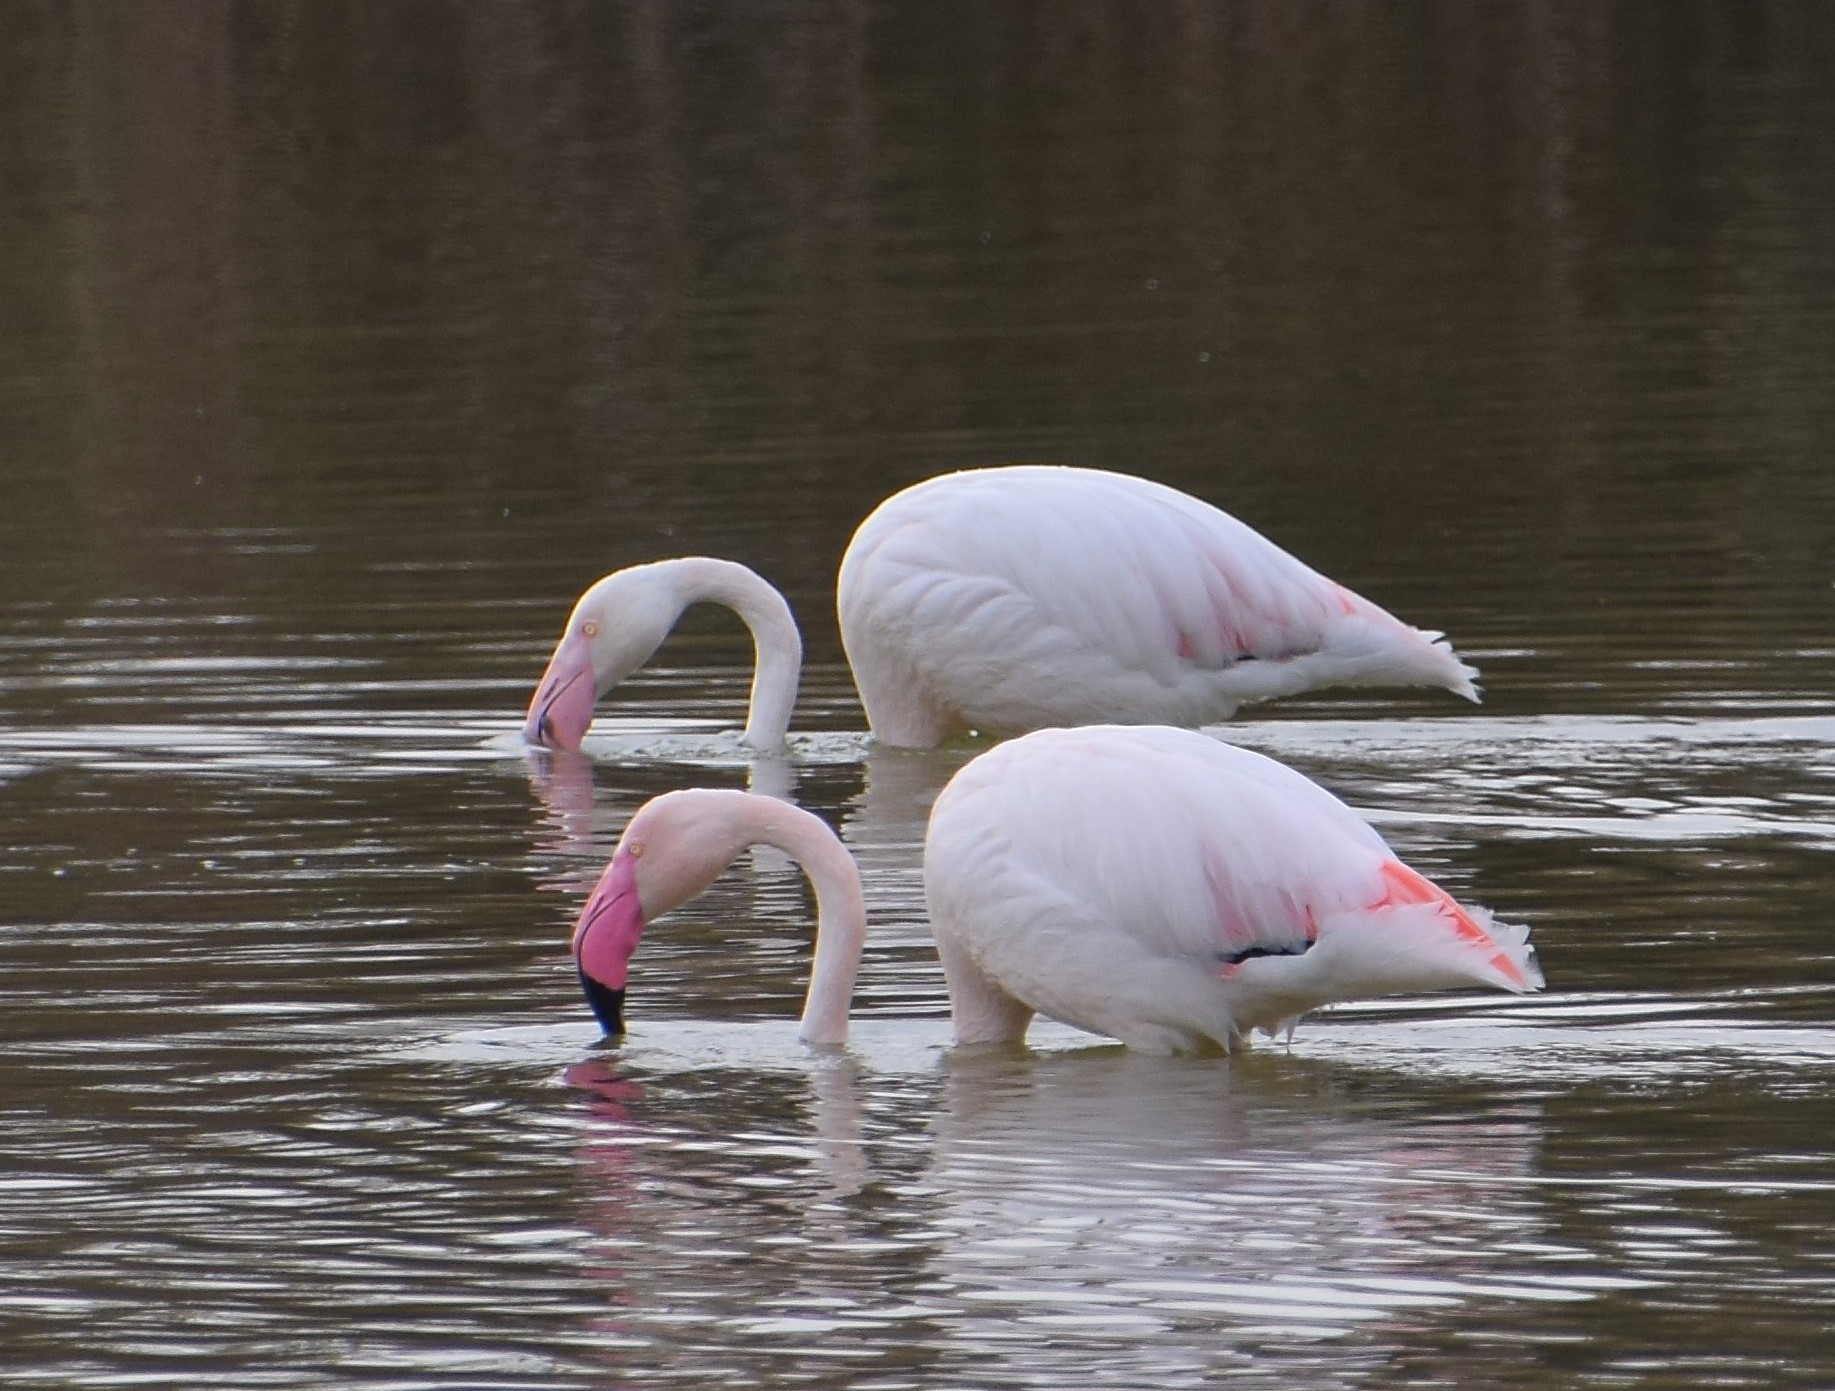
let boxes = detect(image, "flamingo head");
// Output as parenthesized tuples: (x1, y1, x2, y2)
(524, 628, 600, 752)
(524, 572, 682, 751)
(569, 790, 762, 1037)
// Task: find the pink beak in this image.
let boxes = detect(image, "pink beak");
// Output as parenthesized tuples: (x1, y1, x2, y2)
(573, 850, 645, 1035)
(524, 633, 598, 751)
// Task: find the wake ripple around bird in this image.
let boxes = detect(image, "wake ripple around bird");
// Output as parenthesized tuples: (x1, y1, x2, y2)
(397, 985, 1835, 1095)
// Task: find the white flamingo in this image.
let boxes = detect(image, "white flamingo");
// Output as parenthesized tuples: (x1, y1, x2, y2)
(524, 465, 1477, 752)
(567, 727, 1541, 1051)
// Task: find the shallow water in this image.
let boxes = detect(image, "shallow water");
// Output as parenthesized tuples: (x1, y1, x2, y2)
(5, 4, 1835, 1388)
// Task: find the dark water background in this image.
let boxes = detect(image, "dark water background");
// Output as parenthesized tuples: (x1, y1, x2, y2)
(3, 3, 1833, 1386)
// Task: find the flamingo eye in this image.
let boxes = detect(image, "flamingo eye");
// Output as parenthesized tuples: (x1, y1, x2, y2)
(581, 619, 601, 639)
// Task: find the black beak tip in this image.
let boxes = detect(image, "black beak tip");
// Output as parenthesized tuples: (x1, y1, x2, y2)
(578, 969, 627, 1040)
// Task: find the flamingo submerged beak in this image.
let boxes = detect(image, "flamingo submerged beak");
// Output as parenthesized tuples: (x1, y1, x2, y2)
(524, 632, 598, 752)
(571, 849, 646, 1039)
(577, 969, 626, 1038)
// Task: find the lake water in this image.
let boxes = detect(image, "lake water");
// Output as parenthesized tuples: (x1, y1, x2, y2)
(3, 3, 1833, 1387)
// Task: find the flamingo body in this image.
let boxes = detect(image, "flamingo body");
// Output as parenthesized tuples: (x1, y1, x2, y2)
(924, 725, 1541, 1052)
(838, 465, 1478, 747)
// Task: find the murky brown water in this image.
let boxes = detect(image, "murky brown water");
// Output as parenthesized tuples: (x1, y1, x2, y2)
(4, 3, 1834, 1387)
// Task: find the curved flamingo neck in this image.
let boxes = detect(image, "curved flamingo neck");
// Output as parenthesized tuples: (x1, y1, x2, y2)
(663, 559, 802, 749)
(742, 799, 866, 1045)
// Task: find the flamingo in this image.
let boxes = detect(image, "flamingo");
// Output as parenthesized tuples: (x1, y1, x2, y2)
(567, 728, 1542, 1052)
(838, 464, 1480, 747)
(924, 725, 1541, 1051)
(525, 466, 1476, 753)
(523, 557, 800, 752)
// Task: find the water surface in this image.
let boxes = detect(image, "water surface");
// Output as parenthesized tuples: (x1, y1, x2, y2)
(3, 4, 1834, 1388)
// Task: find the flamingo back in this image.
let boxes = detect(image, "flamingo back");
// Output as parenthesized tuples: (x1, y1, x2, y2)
(839, 466, 1476, 745)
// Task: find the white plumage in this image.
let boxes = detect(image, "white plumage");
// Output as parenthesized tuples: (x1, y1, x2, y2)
(839, 465, 1478, 747)
(924, 725, 1541, 1053)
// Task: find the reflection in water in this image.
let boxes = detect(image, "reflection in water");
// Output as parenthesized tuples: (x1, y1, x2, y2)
(521, 731, 805, 888)
(556, 1032, 1610, 1386)
(917, 1052, 1563, 1359)
(545, 1008, 1835, 1385)
(524, 748, 601, 865)
(562, 1057, 650, 1344)
(837, 743, 973, 958)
